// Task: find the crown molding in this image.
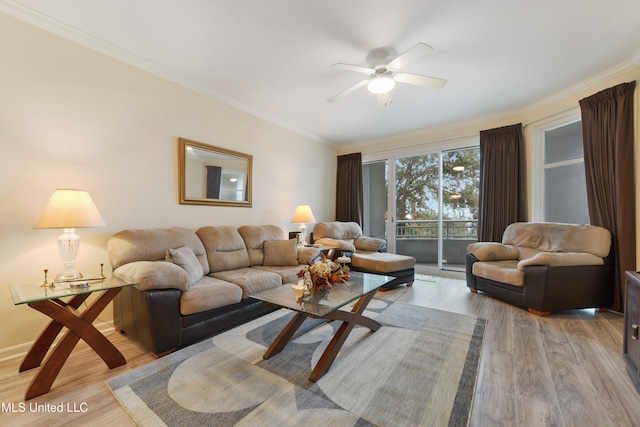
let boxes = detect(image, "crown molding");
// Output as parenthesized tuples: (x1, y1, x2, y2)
(346, 59, 639, 154)
(0, 1, 330, 146)
(631, 45, 640, 67)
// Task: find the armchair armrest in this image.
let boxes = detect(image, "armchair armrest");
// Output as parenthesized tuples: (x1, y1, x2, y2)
(517, 252, 604, 271)
(467, 242, 519, 261)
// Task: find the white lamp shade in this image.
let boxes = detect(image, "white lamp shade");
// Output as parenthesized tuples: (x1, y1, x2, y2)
(291, 204, 316, 224)
(34, 189, 106, 229)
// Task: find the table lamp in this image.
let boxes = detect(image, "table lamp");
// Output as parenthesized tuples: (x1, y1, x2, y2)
(34, 189, 106, 281)
(291, 204, 316, 245)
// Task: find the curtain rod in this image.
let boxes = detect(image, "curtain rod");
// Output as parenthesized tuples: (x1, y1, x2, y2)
(362, 132, 479, 156)
(522, 105, 580, 127)
(364, 105, 580, 156)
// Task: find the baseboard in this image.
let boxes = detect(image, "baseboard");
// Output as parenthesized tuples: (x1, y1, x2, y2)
(0, 321, 115, 363)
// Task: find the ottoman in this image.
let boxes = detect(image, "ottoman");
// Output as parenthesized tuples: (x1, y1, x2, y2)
(351, 252, 415, 290)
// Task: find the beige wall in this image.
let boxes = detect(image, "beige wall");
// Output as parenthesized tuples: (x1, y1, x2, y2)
(0, 14, 337, 357)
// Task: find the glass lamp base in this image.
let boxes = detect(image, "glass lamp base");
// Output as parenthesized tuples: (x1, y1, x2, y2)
(55, 268, 83, 281)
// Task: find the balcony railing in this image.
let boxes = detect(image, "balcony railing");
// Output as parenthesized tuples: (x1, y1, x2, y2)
(395, 219, 478, 240)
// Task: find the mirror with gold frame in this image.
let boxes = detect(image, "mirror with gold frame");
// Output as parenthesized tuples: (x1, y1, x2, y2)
(179, 138, 252, 207)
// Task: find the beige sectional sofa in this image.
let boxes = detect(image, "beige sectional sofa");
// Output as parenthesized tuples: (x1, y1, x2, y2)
(108, 225, 319, 355)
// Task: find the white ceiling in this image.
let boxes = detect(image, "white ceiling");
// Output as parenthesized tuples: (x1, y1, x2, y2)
(3, 0, 640, 145)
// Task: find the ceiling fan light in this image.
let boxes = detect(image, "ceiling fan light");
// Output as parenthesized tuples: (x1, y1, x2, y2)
(367, 76, 395, 94)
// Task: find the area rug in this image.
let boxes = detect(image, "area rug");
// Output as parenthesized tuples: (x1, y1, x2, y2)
(106, 299, 486, 426)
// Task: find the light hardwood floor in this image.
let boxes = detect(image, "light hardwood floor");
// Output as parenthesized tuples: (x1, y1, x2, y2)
(1, 275, 639, 426)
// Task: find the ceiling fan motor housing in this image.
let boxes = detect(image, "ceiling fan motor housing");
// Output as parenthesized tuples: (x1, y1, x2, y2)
(367, 47, 397, 71)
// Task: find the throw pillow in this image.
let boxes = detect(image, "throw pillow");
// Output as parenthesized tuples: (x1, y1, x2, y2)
(114, 261, 190, 291)
(165, 245, 204, 287)
(263, 239, 298, 266)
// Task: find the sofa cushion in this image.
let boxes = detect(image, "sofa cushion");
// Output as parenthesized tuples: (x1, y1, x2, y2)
(297, 246, 321, 264)
(254, 265, 303, 284)
(197, 226, 250, 273)
(352, 252, 415, 273)
(211, 268, 282, 298)
(517, 252, 605, 271)
(472, 260, 524, 287)
(108, 227, 209, 274)
(114, 261, 190, 291)
(263, 239, 298, 266)
(313, 221, 362, 253)
(467, 242, 519, 262)
(180, 276, 243, 315)
(517, 247, 542, 261)
(238, 225, 285, 266)
(165, 246, 204, 286)
(313, 221, 363, 240)
(502, 222, 611, 257)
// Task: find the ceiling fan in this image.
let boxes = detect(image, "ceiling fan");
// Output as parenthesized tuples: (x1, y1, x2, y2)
(327, 42, 447, 107)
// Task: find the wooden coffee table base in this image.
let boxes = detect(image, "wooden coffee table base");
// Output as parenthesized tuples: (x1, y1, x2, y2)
(262, 290, 381, 382)
(19, 288, 126, 400)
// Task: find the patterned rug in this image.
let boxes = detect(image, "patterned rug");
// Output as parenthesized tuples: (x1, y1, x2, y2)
(106, 299, 486, 426)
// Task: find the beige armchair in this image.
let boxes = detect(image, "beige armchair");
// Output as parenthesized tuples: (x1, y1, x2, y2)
(466, 222, 614, 316)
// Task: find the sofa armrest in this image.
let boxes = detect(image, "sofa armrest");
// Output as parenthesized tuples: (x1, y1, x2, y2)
(314, 237, 357, 252)
(114, 261, 190, 291)
(465, 253, 479, 290)
(114, 286, 182, 355)
(467, 242, 519, 261)
(517, 252, 604, 271)
(355, 236, 386, 252)
(523, 264, 613, 312)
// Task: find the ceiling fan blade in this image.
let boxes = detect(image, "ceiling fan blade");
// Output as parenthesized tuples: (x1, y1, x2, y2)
(377, 92, 392, 108)
(326, 79, 370, 103)
(387, 42, 433, 71)
(393, 72, 447, 89)
(330, 63, 375, 74)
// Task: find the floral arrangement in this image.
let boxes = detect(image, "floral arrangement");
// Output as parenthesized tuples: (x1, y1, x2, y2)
(297, 257, 350, 292)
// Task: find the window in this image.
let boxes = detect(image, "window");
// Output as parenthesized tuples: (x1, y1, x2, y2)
(540, 119, 589, 224)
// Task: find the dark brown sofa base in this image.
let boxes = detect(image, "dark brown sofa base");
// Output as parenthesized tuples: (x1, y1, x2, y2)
(466, 253, 614, 315)
(114, 286, 278, 356)
(351, 266, 415, 290)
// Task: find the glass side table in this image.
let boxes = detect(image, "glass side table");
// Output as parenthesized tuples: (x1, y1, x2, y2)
(9, 276, 135, 400)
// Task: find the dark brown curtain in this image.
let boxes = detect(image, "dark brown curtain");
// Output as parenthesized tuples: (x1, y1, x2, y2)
(579, 81, 636, 312)
(336, 153, 363, 224)
(478, 123, 527, 242)
(206, 165, 222, 199)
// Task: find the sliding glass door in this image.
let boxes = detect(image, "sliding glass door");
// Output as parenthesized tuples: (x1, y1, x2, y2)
(363, 145, 479, 272)
(394, 153, 440, 264)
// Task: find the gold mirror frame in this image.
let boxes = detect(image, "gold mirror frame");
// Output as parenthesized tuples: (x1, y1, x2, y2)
(178, 138, 252, 207)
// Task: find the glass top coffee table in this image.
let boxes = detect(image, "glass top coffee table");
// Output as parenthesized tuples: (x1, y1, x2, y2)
(251, 271, 393, 381)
